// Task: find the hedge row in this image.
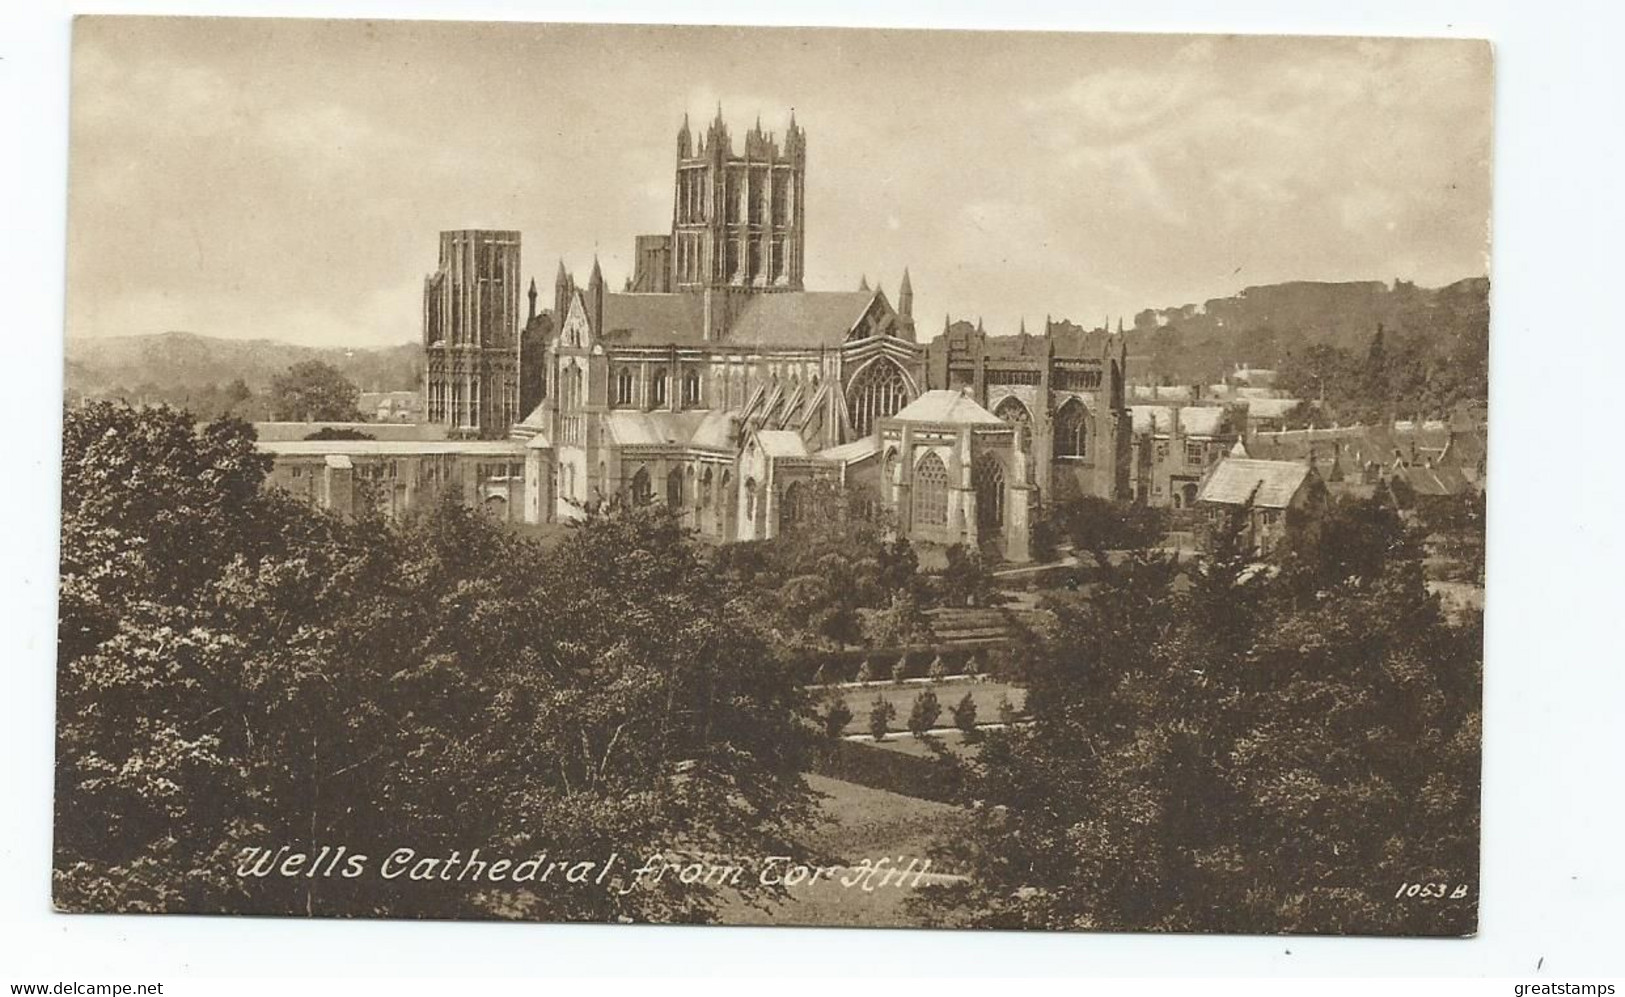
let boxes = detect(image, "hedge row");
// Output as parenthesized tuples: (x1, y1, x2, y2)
(808, 738, 963, 804)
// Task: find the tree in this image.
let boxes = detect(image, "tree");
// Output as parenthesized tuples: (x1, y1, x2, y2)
(996, 693, 1018, 726)
(868, 695, 897, 742)
(951, 693, 979, 741)
(304, 426, 375, 441)
(56, 405, 820, 923)
(891, 653, 911, 684)
(912, 500, 1481, 936)
(823, 697, 854, 739)
(908, 689, 942, 739)
(270, 360, 362, 422)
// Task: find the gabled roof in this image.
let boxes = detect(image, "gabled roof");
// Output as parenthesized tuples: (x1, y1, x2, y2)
(891, 390, 1005, 425)
(1241, 397, 1303, 419)
(594, 289, 883, 348)
(727, 291, 878, 346)
(1179, 406, 1228, 437)
(1197, 458, 1315, 509)
(1395, 463, 1472, 497)
(599, 293, 706, 345)
(603, 409, 730, 449)
(753, 429, 811, 458)
(1131, 405, 1174, 435)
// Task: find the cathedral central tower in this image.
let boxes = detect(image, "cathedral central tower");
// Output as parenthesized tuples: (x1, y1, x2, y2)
(661, 108, 806, 294)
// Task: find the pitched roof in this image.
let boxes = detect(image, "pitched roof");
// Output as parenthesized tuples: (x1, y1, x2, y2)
(1131, 405, 1174, 435)
(753, 429, 811, 458)
(598, 293, 706, 344)
(1395, 463, 1472, 497)
(1197, 458, 1314, 509)
(595, 289, 881, 348)
(727, 291, 877, 346)
(1240, 397, 1302, 419)
(1178, 406, 1227, 437)
(602, 409, 733, 449)
(817, 435, 881, 464)
(891, 390, 1005, 425)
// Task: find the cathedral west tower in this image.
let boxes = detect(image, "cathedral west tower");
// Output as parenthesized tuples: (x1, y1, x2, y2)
(422, 230, 522, 438)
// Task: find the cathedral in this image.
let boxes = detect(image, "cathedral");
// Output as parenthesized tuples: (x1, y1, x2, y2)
(405, 109, 1133, 560)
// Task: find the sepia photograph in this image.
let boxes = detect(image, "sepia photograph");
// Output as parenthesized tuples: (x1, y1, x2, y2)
(52, 16, 1493, 938)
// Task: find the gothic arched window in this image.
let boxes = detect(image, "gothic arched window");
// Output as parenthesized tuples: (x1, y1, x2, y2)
(562, 363, 583, 412)
(666, 467, 684, 510)
(652, 369, 668, 406)
(974, 452, 1006, 531)
(846, 358, 911, 437)
(1054, 399, 1090, 458)
(615, 367, 634, 406)
(994, 396, 1033, 451)
(683, 369, 701, 406)
(701, 467, 714, 506)
(781, 481, 804, 532)
(744, 477, 758, 524)
(913, 452, 949, 528)
(630, 467, 651, 505)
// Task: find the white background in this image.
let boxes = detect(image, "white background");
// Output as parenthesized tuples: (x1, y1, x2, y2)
(2, 0, 1622, 982)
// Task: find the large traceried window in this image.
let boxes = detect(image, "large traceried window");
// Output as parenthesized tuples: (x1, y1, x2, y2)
(993, 396, 1033, 451)
(1054, 398, 1090, 458)
(913, 452, 949, 528)
(974, 452, 1006, 531)
(846, 358, 911, 437)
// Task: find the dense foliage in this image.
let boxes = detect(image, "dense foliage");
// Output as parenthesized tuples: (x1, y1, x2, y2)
(269, 360, 362, 422)
(56, 403, 816, 921)
(915, 495, 1481, 935)
(1275, 323, 1489, 426)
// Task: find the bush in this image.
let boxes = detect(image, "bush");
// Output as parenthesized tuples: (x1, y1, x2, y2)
(823, 697, 854, 739)
(869, 695, 897, 742)
(891, 653, 910, 684)
(811, 662, 831, 686)
(997, 692, 1018, 725)
(854, 659, 875, 684)
(927, 655, 949, 682)
(952, 692, 979, 740)
(962, 654, 981, 679)
(908, 689, 942, 739)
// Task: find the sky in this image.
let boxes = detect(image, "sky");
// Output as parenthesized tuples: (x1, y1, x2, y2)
(65, 18, 1493, 348)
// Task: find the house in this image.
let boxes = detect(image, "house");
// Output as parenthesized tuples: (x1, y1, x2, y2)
(1195, 457, 1327, 553)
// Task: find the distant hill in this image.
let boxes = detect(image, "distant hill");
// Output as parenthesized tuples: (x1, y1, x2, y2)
(1124, 277, 1489, 383)
(64, 332, 422, 398)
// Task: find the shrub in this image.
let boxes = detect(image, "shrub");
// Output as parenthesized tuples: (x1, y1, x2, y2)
(891, 653, 910, 684)
(869, 695, 897, 742)
(927, 655, 949, 682)
(962, 654, 981, 679)
(997, 692, 1018, 725)
(854, 659, 875, 684)
(908, 688, 942, 739)
(823, 697, 854, 739)
(952, 692, 979, 740)
(811, 662, 831, 686)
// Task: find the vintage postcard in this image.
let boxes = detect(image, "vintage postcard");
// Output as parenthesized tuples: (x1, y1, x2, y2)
(56, 17, 1490, 935)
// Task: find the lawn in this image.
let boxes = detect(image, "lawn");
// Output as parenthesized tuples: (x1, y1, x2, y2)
(815, 679, 1026, 736)
(713, 773, 969, 928)
(860, 728, 985, 759)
